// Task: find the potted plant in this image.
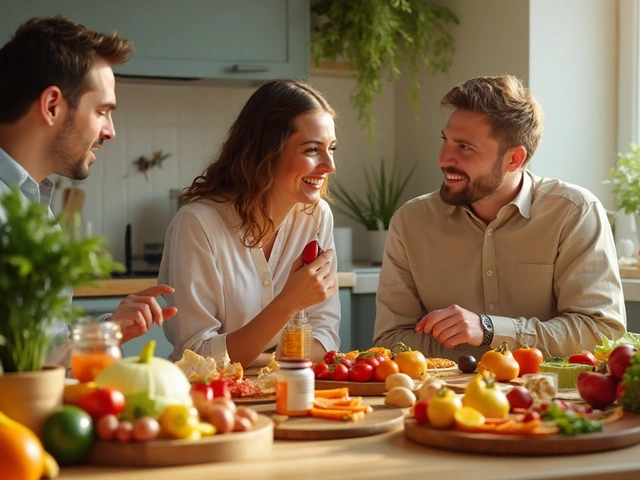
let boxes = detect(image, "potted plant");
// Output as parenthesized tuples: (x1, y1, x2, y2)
(607, 143, 640, 258)
(310, 0, 458, 144)
(330, 158, 416, 263)
(0, 186, 121, 436)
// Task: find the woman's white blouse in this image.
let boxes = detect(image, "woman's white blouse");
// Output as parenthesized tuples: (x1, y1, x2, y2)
(159, 199, 341, 362)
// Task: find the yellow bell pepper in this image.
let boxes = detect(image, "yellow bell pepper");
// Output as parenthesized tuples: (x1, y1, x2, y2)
(462, 371, 510, 418)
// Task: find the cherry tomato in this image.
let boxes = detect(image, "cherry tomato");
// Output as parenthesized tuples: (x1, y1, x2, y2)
(330, 363, 349, 381)
(324, 350, 339, 364)
(349, 363, 374, 382)
(523, 410, 541, 423)
(77, 387, 125, 422)
(576, 371, 617, 409)
(607, 345, 638, 381)
(568, 351, 598, 368)
(191, 381, 214, 402)
(356, 357, 380, 368)
(374, 359, 400, 382)
(505, 386, 533, 411)
(338, 357, 353, 369)
(313, 362, 330, 378)
(302, 240, 322, 265)
(208, 379, 231, 399)
(512, 346, 544, 376)
(412, 398, 430, 424)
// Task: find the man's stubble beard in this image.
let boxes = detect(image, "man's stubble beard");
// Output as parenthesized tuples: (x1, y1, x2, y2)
(439, 155, 504, 206)
(47, 113, 92, 181)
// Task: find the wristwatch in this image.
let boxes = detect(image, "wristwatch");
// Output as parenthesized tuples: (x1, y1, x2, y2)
(479, 313, 494, 346)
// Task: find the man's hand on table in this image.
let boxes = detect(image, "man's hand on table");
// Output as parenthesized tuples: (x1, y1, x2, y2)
(415, 304, 484, 348)
(111, 285, 178, 344)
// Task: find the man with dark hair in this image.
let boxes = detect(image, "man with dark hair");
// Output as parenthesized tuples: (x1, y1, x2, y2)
(374, 75, 625, 360)
(0, 16, 177, 362)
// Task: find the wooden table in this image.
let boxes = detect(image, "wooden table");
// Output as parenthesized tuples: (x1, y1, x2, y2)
(59, 396, 640, 480)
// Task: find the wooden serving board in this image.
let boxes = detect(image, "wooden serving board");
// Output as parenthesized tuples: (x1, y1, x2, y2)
(314, 379, 392, 396)
(87, 414, 273, 467)
(270, 405, 404, 440)
(404, 413, 640, 456)
(234, 394, 276, 405)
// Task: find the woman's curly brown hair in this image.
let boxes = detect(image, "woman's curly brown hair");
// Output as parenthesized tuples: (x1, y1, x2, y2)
(180, 79, 336, 248)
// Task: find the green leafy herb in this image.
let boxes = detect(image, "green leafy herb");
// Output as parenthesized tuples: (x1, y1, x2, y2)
(0, 186, 123, 372)
(310, 0, 458, 145)
(541, 403, 602, 436)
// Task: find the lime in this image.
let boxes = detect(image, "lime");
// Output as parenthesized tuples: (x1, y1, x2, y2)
(42, 405, 94, 465)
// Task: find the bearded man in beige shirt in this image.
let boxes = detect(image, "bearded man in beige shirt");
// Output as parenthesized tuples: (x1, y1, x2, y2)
(373, 75, 626, 361)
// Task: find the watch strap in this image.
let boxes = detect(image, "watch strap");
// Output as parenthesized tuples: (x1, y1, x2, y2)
(479, 313, 494, 346)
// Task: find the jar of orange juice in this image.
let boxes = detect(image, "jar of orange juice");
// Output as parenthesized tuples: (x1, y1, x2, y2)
(70, 321, 123, 382)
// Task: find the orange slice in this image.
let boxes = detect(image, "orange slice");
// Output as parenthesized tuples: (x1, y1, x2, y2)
(454, 406, 486, 430)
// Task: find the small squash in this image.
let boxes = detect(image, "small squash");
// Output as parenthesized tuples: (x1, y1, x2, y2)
(95, 341, 192, 421)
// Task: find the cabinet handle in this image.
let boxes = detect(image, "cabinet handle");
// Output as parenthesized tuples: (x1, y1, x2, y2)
(228, 64, 270, 73)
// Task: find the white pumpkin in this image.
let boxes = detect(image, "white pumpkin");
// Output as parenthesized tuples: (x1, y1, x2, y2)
(95, 340, 192, 421)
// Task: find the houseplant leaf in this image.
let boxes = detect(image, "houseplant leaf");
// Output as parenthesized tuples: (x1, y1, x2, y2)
(0, 186, 123, 372)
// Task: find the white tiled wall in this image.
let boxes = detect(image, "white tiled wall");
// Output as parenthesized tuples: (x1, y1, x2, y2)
(52, 75, 395, 265)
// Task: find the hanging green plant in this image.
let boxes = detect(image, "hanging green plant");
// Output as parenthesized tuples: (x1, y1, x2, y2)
(310, 0, 459, 145)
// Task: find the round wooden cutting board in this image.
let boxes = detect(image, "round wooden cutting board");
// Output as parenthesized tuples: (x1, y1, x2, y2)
(233, 394, 276, 405)
(87, 414, 273, 467)
(271, 405, 404, 440)
(404, 413, 640, 456)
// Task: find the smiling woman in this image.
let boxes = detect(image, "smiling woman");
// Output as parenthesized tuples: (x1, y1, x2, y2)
(158, 79, 342, 369)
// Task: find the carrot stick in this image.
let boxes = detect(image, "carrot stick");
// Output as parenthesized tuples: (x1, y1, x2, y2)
(309, 408, 366, 421)
(314, 388, 350, 399)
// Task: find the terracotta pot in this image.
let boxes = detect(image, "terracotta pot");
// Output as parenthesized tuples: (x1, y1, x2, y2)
(0, 364, 65, 439)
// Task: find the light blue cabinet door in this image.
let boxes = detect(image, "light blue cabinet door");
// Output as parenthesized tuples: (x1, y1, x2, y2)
(0, 0, 309, 81)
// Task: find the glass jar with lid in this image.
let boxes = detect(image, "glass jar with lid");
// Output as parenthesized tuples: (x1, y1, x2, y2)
(70, 320, 123, 382)
(276, 310, 313, 361)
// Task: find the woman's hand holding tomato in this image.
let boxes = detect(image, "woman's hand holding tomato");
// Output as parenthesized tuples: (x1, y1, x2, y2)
(279, 249, 337, 313)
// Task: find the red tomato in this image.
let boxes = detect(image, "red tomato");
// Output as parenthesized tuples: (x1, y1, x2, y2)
(324, 350, 339, 364)
(576, 371, 617, 409)
(208, 379, 231, 399)
(512, 346, 544, 376)
(607, 345, 639, 381)
(302, 240, 321, 265)
(568, 351, 598, 368)
(412, 398, 429, 424)
(330, 363, 350, 381)
(191, 381, 213, 402)
(338, 357, 353, 369)
(77, 387, 125, 422)
(523, 410, 541, 423)
(313, 362, 330, 378)
(355, 357, 380, 368)
(349, 363, 374, 382)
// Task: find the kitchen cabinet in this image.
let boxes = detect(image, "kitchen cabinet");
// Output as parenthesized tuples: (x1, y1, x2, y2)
(0, 0, 309, 81)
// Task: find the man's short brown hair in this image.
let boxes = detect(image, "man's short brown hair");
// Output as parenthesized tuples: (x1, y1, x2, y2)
(0, 15, 134, 124)
(441, 75, 544, 164)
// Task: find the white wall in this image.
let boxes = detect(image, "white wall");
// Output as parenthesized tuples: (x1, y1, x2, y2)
(395, 0, 530, 201)
(54, 74, 394, 264)
(55, 0, 622, 264)
(529, 0, 618, 205)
